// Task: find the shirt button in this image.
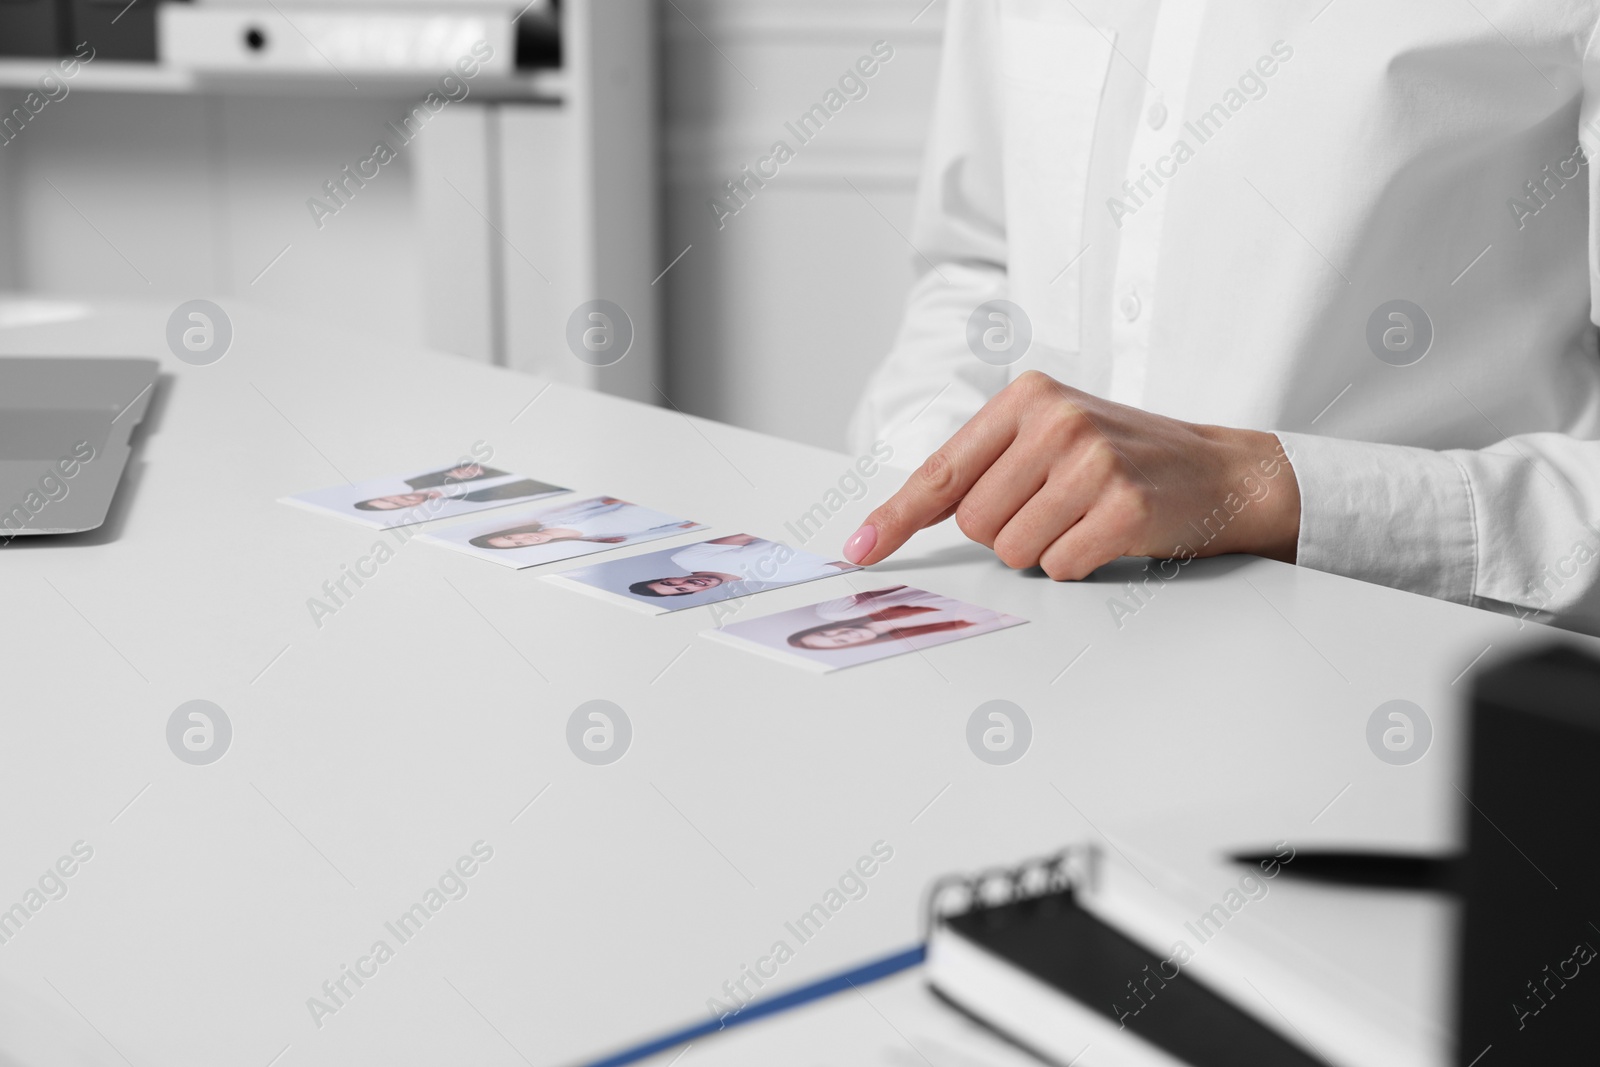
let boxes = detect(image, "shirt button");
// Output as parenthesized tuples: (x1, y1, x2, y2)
(1120, 289, 1142, 322)
(1146, 100, 1168, 130)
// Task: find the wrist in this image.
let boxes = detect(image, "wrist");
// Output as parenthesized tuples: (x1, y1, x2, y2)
(1236, 428, 1300, 562)
(1204, 426, 1301, 563)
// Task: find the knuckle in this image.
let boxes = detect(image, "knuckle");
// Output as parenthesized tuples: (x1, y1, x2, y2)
(1013, 370, 1063, 408)
(1042, 405, 1082, 448)
(1015, 369, 1050, 393)
(917, 449, 958, 494)
(1118, 484, 1154, 527)
(992, 532, 1037, 570)
(1083, 439, 1122, 479)
(954, 499, 989, 541)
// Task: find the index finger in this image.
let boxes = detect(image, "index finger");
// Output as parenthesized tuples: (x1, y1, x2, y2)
(843, 398, 1021, 565)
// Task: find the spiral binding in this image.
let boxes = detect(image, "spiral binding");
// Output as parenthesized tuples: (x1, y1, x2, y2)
(921, 844, 1100, 939)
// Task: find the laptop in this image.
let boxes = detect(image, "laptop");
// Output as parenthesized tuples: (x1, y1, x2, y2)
(0, 357, 159, 537)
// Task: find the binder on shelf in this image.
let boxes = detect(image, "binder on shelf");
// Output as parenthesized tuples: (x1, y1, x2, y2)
(158, 4, 517, 76)
(0, 0, 69, 58)
(70, 0, 188, 62)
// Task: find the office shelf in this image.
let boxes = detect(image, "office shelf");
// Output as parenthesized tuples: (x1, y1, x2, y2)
(0, 58, 565, 100)
(0, 0, 654, 402)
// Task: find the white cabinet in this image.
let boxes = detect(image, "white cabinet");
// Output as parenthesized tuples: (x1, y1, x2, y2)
(0, 0, 659, 402)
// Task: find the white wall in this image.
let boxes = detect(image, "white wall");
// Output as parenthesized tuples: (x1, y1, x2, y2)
(658, 0, 943, 450)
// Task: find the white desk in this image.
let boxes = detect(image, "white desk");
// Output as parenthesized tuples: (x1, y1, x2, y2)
(0, 298, 1585, 1067)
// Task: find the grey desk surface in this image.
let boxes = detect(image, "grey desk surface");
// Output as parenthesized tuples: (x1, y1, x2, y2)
(0, 298, 1581, 1066)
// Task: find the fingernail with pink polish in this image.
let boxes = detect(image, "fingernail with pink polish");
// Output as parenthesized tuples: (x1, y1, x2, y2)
(844, 524, 877, 564)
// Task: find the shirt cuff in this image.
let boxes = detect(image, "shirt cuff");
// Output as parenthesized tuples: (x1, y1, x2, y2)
(1273, 431, 1479, 605)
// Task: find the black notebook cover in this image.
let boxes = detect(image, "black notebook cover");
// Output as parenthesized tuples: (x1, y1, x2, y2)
(938, 887, 1326, 1067)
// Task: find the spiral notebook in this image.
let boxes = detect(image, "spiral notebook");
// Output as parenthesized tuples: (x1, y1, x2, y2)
(924, 844, 1449, 1067)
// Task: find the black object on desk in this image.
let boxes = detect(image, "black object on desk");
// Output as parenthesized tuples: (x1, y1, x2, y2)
(1456, 646, 1600, 1064)
(1228, 849, 1459, 891)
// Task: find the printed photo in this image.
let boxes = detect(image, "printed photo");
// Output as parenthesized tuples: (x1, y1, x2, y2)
(543, 533, 858, 614)
(415, 495, 707, 568)
(702, 585, 1027, 672)
(283, 462, 569, 529)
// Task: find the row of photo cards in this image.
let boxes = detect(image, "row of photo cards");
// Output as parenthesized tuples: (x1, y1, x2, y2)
(281, 462, 1026, 672)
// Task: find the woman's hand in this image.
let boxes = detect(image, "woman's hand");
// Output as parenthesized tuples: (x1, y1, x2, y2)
(841, 371, 1300, 578)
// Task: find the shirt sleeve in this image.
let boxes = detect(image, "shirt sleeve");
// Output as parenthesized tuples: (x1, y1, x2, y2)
(670, 543, 716, 573)
(1278, 424, 1600, 632)
(1274, 36, 1600, 634)
(769, 556, 844, 584)
(537, 498, 598, 525)
(846, 0, 1011, 465)
(814, 596, 866, 620)
(579, 505, 677, 539)
(718, 541, 831, 584)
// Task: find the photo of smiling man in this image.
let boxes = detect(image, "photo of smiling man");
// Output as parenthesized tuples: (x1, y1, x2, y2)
(416, 495, 707, 569)
(544, 533, 858, 614)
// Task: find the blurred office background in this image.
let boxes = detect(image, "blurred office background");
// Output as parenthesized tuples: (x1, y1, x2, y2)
(0, 0, 942, 450)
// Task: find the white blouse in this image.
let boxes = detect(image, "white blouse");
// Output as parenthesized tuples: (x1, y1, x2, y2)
(851, 0, 1600, 633)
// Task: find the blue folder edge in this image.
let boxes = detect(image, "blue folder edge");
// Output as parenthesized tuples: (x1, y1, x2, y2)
(580, 943, 928, 1067)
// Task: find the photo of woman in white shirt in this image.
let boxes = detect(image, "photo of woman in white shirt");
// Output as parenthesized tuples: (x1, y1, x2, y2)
(707, 584, 1027, 670)
(788, 585, 1008, 650)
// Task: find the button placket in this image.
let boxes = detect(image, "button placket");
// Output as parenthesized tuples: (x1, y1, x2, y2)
(1104, 1, 1208, 407)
